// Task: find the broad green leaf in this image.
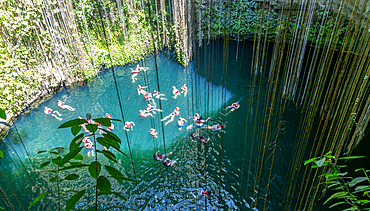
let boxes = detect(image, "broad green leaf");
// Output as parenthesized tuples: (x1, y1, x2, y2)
(93, 118, 111, 127)
(66, 189, 86, 211)
(69, 134, 84, 151)
(349, 177, 367, 187)
(97, 137, 112, 149)
(0, 109, 6, 120)
(28, 192, 52, 209)
(325, 151, 332, 156)
(59, 164, 89, 171)
(49, 176, 58, 183)
(324, 191, 348, 204)
(52, 156, 62, 166)
(71, 125, 81, 136)
(328, 163, 338, 174)
(86, 124, 98, 133)
(110, 118, 122, 122)
(98, 191, 127, 201)
(72, 154, 83, 161)
(104, 166, 124, 183)
(37, 150, 47, 154)
(315, 158, 326, 167)
(0, 150, 3, 158)
(64, 174, 80, 181)
(60, 147, 84, 166)
(101, 150, 117, 163)
(58, 119, 87, 129)
(50, 151, 59, 155)
(329, 201, 345, 208)
(69, 162, 82, 166)
(97, 137, 128, 158)
(304, 157, 319, 165)
(102, 130, 122, 144)
(337, 172, 348, 176)
(339, 156, 365, 160)
(97, 176, 111, 192)
(88, 161, 101, 179)
(39, 161, 51, 169)
(355, 185, 370, 192)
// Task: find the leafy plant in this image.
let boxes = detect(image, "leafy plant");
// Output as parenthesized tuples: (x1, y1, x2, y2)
(304, 152, 370, 210)
(29, 115, 138, 210)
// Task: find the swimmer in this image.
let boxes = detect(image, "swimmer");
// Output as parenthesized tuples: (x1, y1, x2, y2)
(150, 128, 158, 138)
(172, 86, 180, 99)
(83, 136, 94, 157)
(190, 133, 198, 141)
(202, 124, 225, 132)
(146, 104, 162, 114)
(153, 150, 172, 161)
(44, 106, 62, 121)
(104, 113, 114, 131)
(224, 101, 240, 116)
(144, 93, 156, 105)
(177, 117, 187, 130)
(57, 100, 75, 111)
(193, 113, 200, 123)
(201, 189, 211, 197)
(161, 107, 180, 125)
(196, 116, 211, 128)
(78, 116, 88, 132)
(198, 136, 210, 145)
(139, 109, 154, 118)
(181, 84, 188, 96)
(123, 121, 135, 131)
(131, 65, 140, 83)
(153, 90, 167, 100)
(137, 85, 147, 95)
(163, 158, 176, 167)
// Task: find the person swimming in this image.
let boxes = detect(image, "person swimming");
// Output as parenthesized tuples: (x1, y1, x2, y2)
(198, 136, 210, 145)
(196, 116, 210, 128)
(83, 136, 94, 157)
(153, 150, 172, 161)
(137, 85, 148, 95)
(172, 86, 180, 99)
(153, 90, 167, 100)
(202, 124, 225, 132)
(161, 107, 180, 125)
(144, 93, 156, 105)
(131, 65, 141, 83)
(44, 106, 62, 121)
(193, 113, 200, 123)
(123, 121, 135, 131)
(190, 133, 198, 141)
(139, 109, 154, 117)
(57, 100, 75, 111)
(146, 104, 162, 114)
(104, 113, 114, 131)
(201, 189, 211, 197)
(163, 158, 176, 167)
(224, 101, 240, 115)
(181, 84, 188, 96)
(150, 128, 158, 138)
(177, 117, 187, 130)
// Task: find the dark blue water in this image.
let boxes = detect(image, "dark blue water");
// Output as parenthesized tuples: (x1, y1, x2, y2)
(0, 42, 303, 210)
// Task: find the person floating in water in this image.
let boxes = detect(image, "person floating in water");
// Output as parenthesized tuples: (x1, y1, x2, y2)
(104, 113, 114, 131)
(198, 136, 210, 145)
(153, 150, 172, 161)
(131, 65, 141, 83)
(202, 124, 225, 132)
(201, 189, 211, 197)
(57, 100, 75, 111)
(44, 106, 62, 121)
(123, 121, 135, 131)
(193, 113, 200, 122)
(137, 85, 147, 95)
(83, 136, 94, 157)
(172, 86, 180, 99)
(161, 107, 180, 125)
(190, 133, 198, 141)
(139, 109, 153, 118)
(181, 84, 188, 96)
(144, 93, 156, 105)
(163, 158, 176, 167)
(146, 104, 162, 114)
(224, 101, 240, 116)
(196, 116, 211, 128)
(153, 90, 167, 100)
(150, 128, 158, 138)
(177, 117, 187, 130)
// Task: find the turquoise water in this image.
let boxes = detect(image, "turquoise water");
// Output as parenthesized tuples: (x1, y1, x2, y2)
(0, 42, 304, 210)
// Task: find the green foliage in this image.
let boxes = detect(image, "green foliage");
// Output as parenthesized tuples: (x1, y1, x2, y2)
(33, 116, 137, 210)
(305, 152, 369, 210)
(28, 192, 52, 209)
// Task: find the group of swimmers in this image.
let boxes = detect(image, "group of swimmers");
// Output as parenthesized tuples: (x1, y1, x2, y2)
(44, 100, 75, 121)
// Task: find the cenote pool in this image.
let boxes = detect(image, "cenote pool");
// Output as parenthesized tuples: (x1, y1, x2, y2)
(0, 41, 305, 210)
